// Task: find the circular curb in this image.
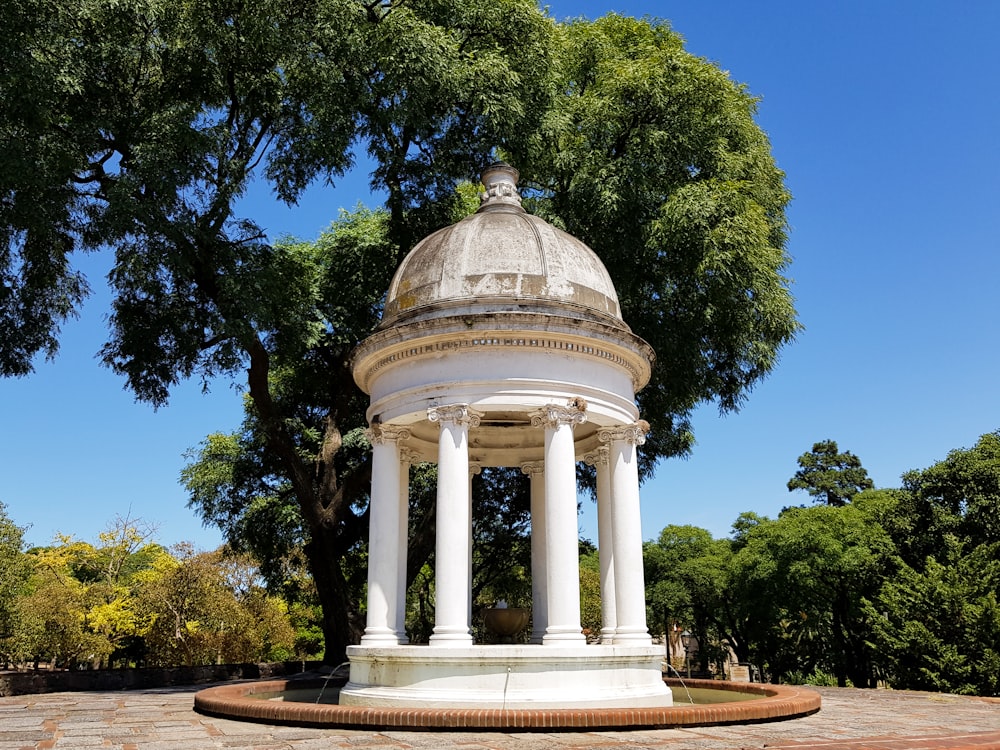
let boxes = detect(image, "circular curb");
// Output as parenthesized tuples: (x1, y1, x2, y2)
(193, 677, 821, 731)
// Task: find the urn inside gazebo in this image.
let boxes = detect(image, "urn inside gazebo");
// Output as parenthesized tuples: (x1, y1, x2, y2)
(343, 163, 670, 709)
(483, 605, 530, 643)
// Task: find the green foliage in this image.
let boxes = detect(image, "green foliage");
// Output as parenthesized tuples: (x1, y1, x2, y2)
(3, 3, 796, 660)
(787, 440, 874, 507)
(4, 520, 298, 669)
(515, 12, 798, 466)
(869, 541, 1000, 695)
(731, 502, 895, 686)
(0, 504, 32, 661)
(12, 521, 166, 669)
(784, 667, 840, 687)
(640, 432, 1000, 695)
(898, 431, 1000, 558)
(644, 524, 732, 670)
(472, 468, 532, 609)
(403, 564, 431, 644)
(579, 551, 602, 641)
(1, 0, 556, 386)
(861, 432, 1000, 694)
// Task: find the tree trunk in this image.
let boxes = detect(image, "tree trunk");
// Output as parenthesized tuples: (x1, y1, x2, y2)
(305, 526, 362, 664)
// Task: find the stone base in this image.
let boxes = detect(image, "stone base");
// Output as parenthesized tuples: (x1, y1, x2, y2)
(340, 644, 672, 709)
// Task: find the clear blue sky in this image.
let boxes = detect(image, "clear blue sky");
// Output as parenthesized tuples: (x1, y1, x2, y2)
(2, 1, 998, 550)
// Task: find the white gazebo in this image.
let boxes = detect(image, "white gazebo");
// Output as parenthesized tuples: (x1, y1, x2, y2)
(342, 163, 670, 709)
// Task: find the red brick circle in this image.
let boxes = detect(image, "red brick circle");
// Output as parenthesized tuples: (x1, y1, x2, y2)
(194, 677, 821, 731)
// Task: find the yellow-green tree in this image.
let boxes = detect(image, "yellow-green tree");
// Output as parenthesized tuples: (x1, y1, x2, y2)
(15, 539, 116, 669)
(0, 503, 32, 666)
(135, 545, 294, 666)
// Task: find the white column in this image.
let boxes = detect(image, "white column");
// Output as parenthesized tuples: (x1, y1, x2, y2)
(521, 461, 547, 644)
(585, 446, 616, 643)
(396, 448, 419, 644)
(468, 463, 481, 628)
(361, 424, 410, 645)
(530, 402, 587, 645)
(427, 405, 481, 646)
(600, 420, 652, 644)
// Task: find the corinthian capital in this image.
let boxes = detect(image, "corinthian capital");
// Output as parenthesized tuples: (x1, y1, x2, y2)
(399, 447, 421, 466)
(529, 399, 588, 430)
(583, 446, 610, 468)
(597, 420, 650, 446)
(427, 404, 482, 428)
(520, 461, 544, 477)
(366, 423, 412, 445)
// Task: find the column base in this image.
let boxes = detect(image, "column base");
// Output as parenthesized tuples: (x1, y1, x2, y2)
(542, 626, 587, 645)
(361, 627, 402, 646)
(610, 627, 652, 644)
(429, 627, 473, 646)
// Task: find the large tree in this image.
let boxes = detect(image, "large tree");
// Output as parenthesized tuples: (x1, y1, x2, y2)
(3, 0, 554, 660)
(730, 501, 896, 687)
(2, 3, 797, 659)
(644, 525, 734, 672)
(788, 439, 874, 507)
(865, 431, 1000, 694)
(512, 14, 797, 466)
(869, 539, 1000, 696)
(0, 503, 31, 661)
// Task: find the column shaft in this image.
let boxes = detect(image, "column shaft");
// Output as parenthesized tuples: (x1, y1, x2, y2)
(362, 425, 408, 645)
(467, 465, 480, 627)
(396, 450, 416, 643)
(587, 447, 617, 643)
(522, 463, 547, 644)
(428, 406, 479, 646)
(532, 404, 587, 645)
(604, 422, 652, 644)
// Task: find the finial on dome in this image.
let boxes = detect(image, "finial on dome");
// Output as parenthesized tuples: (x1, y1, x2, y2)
(478, 162, 522, 211)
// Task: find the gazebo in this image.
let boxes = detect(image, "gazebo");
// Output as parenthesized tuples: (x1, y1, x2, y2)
(343, 163, 670, 709)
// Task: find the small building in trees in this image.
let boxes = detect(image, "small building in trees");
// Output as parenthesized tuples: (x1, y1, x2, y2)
(347, 163, 667, 708)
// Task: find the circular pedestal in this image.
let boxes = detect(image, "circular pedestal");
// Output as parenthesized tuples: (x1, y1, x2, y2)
(339, 644, 672, 709)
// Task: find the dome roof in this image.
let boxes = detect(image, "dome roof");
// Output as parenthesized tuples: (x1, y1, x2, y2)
(379, 164, 627, 330)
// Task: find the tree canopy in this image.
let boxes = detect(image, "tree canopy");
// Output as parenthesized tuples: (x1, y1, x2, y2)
(2, 1, 797, 659)
(513, 13, 797, 463)
(0, 503, 30, 643)
(638, 431, 1000, 695)
(787, 439, 874, 506)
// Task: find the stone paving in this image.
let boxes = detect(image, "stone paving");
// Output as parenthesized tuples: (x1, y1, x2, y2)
(1, 685, 999, 750)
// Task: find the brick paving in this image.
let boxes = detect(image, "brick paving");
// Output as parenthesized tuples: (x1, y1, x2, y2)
(0, 685, 999, 749)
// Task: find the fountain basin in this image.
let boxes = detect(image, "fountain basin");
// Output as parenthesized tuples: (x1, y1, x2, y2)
(194, 676, 821, 730)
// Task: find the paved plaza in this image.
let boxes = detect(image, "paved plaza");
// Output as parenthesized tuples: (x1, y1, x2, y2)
(1, 684, 1000, 749)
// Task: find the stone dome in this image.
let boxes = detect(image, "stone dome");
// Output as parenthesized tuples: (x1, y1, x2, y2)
(379, 163, 627, 330)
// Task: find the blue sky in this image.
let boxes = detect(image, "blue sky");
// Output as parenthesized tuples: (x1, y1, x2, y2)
(2, 1, 998, 550)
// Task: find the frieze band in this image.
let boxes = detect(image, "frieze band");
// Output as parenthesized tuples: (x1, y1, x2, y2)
(359, 334, 646, 390)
